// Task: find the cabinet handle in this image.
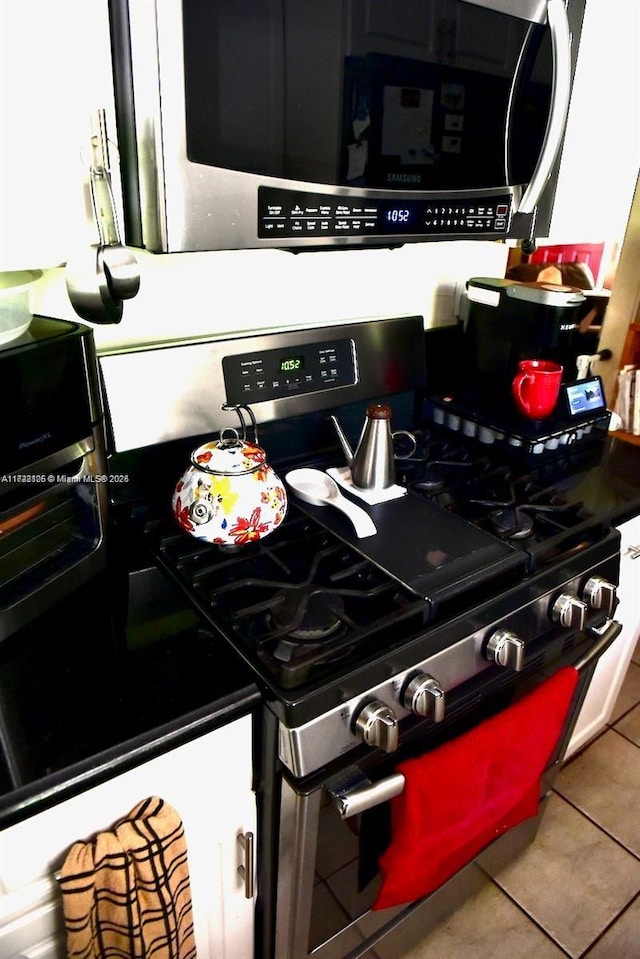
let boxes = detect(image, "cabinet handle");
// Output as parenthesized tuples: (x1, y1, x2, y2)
(237, 831, 254, 899)
(626, 544, 640, 560)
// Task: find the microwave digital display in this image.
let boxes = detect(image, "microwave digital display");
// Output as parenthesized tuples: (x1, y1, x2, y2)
(384, 208, 412, 226)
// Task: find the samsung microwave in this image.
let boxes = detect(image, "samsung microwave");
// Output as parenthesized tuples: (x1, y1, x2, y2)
(109, 0, 586, 253)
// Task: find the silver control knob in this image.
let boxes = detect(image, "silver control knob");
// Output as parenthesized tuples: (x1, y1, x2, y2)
(485, 628, 525, 671)
(353, 700, 399, 753)
(552, 593, 587, 631)
(402, 673, 446, 721)
(582, 576, 617, 617)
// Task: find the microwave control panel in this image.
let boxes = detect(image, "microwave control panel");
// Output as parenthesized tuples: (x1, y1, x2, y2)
(223, 337, 356, 404)
(258, 187, 511, 239)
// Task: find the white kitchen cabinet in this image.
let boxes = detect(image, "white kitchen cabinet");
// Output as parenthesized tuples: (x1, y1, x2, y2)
(565, 515, 640, 759)
(0, 715, 256, 959)
(358, 0, 518, 76)
(0, 0, 117, 271)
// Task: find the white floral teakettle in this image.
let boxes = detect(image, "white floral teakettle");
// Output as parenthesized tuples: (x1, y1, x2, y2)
(172, 423, 287, 547)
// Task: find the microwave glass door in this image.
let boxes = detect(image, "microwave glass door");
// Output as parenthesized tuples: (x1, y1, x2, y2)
(182, 0, 552, 192)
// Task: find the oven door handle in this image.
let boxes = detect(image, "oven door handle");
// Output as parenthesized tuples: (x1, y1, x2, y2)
(572, 618, 622, 673)
(327, 770, 406, 820)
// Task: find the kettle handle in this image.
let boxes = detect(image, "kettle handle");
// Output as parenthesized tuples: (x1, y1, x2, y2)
(221, 403, 259, 445)
(391, 430, 418, 460)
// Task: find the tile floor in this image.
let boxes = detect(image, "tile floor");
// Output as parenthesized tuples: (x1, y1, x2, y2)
(373, 644, 640, 959)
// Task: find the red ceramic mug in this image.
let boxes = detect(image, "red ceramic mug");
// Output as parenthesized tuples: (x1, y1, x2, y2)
(511, 359, 563, 419)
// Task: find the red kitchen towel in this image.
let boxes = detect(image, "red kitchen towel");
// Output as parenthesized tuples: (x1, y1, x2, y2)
(373, 666, 579, 911)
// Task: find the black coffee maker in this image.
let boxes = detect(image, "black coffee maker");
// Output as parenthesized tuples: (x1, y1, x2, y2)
(424, 277, 610, 460)
(461, 277, 590, 405)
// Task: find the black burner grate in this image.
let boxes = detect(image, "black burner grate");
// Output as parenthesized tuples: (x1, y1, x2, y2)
(397, 428, 607, 568)
(145, 508, 429, 688)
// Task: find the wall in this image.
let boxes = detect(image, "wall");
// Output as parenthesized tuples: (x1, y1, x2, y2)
(595, 172, 640, 402)
(31, 241, 509, 353)
(546, 0, 640, 245)
(0, 0, 115, 271)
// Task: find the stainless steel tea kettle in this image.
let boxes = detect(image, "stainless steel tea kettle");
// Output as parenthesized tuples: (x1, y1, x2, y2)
(331, 404, 417, 491)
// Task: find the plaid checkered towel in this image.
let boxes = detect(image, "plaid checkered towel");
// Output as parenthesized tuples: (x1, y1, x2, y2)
(58, 796, 197, 958)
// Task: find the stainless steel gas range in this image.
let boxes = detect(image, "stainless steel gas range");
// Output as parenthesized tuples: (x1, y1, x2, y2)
(100, 314, 622, 959)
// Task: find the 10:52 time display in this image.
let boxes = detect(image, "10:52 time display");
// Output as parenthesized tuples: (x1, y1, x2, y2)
(385, 208, 411, 224)
(280, 355, 305, 373)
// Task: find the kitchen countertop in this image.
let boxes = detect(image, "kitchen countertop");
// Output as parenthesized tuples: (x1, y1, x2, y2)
(0, 573, 261, 828)
(0, 684, 260, 831)
(0, 434, 638, 831)
(560, 434, 640, 525)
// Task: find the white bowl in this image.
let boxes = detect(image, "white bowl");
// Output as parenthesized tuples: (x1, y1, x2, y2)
(0, 270, 42, 346)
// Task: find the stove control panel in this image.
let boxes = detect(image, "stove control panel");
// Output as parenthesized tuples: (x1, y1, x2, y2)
(223, 337, 356, 404)
(277, 555, 620, 778)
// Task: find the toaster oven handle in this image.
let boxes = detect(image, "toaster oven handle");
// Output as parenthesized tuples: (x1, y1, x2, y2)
(516, 0, 572, 215)
(573, 618, 622, 673)
(327, 770, 406, 819)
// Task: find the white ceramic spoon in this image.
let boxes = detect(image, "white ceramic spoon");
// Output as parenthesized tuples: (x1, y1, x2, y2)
(285, 468, 377, 538)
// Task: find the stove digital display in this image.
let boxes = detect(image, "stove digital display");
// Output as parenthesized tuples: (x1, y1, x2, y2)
(280, 355, 305, 373)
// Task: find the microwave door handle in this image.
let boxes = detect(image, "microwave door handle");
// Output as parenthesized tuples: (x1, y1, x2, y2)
(516, 0, 572, 215)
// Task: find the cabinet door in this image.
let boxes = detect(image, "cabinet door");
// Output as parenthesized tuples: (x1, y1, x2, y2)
(0, 0, 117, 271)
(565, 516, 640, 758)
(362, 0, 517, 74)
(0, 876, 65, 959)
(0, 715, 256, 959)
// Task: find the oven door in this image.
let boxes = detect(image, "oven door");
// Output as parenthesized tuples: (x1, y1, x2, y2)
(274, 618, 620, 959)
